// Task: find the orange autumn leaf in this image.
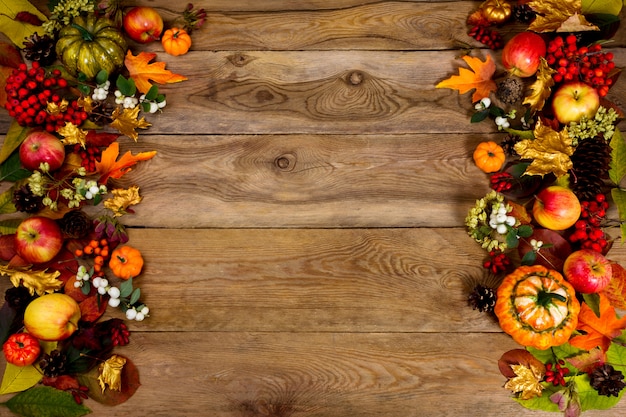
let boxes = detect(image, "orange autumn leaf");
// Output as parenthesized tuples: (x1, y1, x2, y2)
(124, 50, 187, 94)
(96, 142, 157, 184)
(602, 262, 626, 310)
(569, 292, 626, 352)
(436, 54, 497, 103)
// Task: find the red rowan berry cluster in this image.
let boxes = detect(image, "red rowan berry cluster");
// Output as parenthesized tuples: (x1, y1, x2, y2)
(546, 35, 616, 97)
(483, 250, 511, 274)
(4, 62, 88, 131)
(73, 143, 102, 173)
(468, 25, 503, 50)
(545, 360, 570, 387)
(569, 194, 609, 253)
(490, 172, 514, 192)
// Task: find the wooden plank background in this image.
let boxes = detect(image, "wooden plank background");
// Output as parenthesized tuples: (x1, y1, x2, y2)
(1, 1, 626, 416)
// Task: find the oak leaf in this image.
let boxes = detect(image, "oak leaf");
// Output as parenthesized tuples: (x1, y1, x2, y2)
(96, 141, 157, 184)
(528, 0, 598, 32)
(523, 57, 556, 112)
(0, 264, 63, 296)
(569, 292, 626, 352)
(110, 106, 151, 141)
(98, 355, 126, 393)
(436, 54, 496, 103)
(124, 50, 187, 94)
(504, 363, 545, 400)
(514, 119, 573, 177)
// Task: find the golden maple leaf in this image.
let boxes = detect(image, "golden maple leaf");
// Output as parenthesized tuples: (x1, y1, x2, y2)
(57, 122, 88, 147)
(436, 54, 497, 103)
(523, 57, 556, 112)
(504, 363, 545, 400)
(0, 264, 63, 296)
(124, 50, 188, 94)
(514, 119, 573, 177)
(104, 186, 143, 217)
(47, 99, 69, 115)
(98, 354, 126, 392)
(110, 106, 151, 141)
(528, 0, 598, 32)
(77, 96, 94, 113)
(96, 141, 157, 184)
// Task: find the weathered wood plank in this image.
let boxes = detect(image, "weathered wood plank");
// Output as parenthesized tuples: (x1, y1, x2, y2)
(0, 332, 620, 417)
(105, 133, 492, 228)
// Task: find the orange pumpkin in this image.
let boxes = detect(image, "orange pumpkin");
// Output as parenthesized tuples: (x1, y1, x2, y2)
(109, 245, 144, 279)
(494, 265, 580, 350)
(473, 141, 506, 173)
(161, 28, 192, 56)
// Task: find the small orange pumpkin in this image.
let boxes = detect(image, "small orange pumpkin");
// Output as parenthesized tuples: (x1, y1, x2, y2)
(109, 245, 144, 279)
(494, 265, 580, 350)
(473, 141, 505, 173)
(161, 28, 192, 56)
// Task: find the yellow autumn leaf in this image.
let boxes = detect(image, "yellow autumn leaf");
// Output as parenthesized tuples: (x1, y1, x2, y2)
(110, 106, 152, 141)
(46, 99, 69, 116)
(504, 363, 545, 400)
(528, 0, 598, 32)
(436, 54, 497, 103)
(0, 0, 47, 47)
(98, 354, 126, 393)
(0, 264, 63, 296)
(514, 119, 574, 177)
(57, 122, 88, 147)
(523, 57, 556, 112)
(103, 186, 143, 217)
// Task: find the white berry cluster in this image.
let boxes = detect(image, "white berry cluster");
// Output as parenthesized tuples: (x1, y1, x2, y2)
(73, 178, 107, 200)
(73, 265, 91, 288)
(139, 94, 167, 114)
(114, 90, 139, 109)
(91, 80, 111, 101)
(126, 305, 149, 322)
(489, 203, 516, 235)
(530, 239, 544, 251)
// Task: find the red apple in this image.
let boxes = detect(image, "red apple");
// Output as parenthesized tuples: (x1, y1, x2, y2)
(123, 6, 164, 43)
(19, 131, 66, 172)
(563, 249, 612, 293)
(15, 216, 64, 264)
(502, 32, 547, 77)
(552, 82, 600, 124)
(532, 186, 581, 231)
(24, 293, 81, 341)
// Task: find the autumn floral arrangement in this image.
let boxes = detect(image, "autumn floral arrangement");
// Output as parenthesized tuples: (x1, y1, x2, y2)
(437, 0, 626, 415)
(0, 0, 204, 416)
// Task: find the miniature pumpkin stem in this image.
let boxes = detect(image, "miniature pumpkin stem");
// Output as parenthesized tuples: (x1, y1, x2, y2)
(536, 290, 567, 307)
(71, 24, 94, 42)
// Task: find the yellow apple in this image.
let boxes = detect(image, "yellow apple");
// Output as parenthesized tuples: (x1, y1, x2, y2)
(24, 293, 81, 341)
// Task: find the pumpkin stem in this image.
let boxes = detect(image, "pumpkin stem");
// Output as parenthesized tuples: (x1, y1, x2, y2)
(536, 290, 566, 307)
(71, 23, 94, 42)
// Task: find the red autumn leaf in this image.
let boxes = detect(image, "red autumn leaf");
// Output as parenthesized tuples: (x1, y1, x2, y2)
(0, 234, 17, 261)
(124, 50, 187, 94)
(569, 292, 626, 352)
(86, 130, 120, 148)
(15, 12, 44, 26)
(95, 141, 157, 184)
(0, 42, 23, 68)
(79, 295, 108, 323)
(566, 347, 606, 374)
(602, 262, 626, 310)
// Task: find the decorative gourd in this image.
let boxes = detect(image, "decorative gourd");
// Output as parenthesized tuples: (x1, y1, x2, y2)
(494, 265, 580, 350)
(56, 14, 127, 79)
(161, 28, 192, 56)
(480, 0, 512, 24)
(109, 245, 144, 279)
(473, 141, 506, 173)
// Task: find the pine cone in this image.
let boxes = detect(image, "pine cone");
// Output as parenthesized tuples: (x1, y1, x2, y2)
(59, 210, 93, 239)
(590, 364, 626, 397)
(12, 185, 44, 213)
(570, 137, 611, 201)
(4, 286, 35, 311)
(501, 134, 521, 156)
(497, 77, 524, 104)
(22, 33, 57, 66)
(39, 350, 68, 377)
(468, 285, 497, 313)
(512, 4, 537, 23)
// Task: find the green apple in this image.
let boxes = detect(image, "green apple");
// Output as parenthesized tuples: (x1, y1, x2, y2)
(24, 293, 81, 341)
(551, 82, 599, 125)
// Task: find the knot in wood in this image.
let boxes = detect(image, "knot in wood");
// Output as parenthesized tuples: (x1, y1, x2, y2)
(274, 153, 296, 172)
(348, 71, 364, 86)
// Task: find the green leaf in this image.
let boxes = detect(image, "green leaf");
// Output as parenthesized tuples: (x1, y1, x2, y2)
(95, 69, 109, 85)
(0, 218, 22, 235)
(506, 228, 519, 248)
(0, 188, 17, 214)
(144, 84, 159, 101)
(0, 363, 42, 395)
(130, 288, 141, 305)
(609, 129, 626, 186)
(0, 151, 31, 182)
(0, 0, 48, 47)
(0, 121, 31, 165)
(521, 250, 536, 265)
(517, 225, 533, 238)
(582, 293, 601, 317)
(5, 386, 91, 417)
(582, 0, 622, 15)
(120, 278, 133, 298)
(611, 187, 626, 243)
(116, 75, 136, 97)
